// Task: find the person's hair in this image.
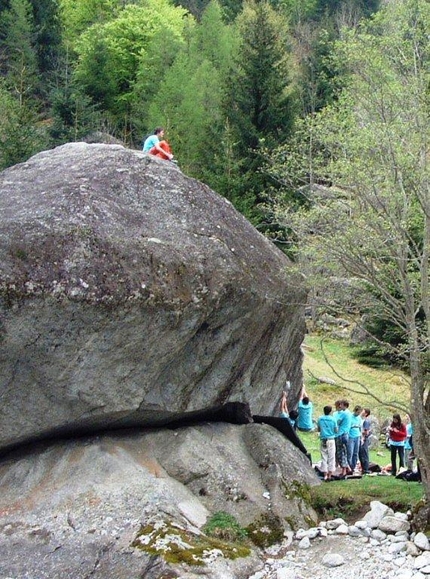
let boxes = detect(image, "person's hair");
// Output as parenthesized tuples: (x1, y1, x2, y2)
(302, 396, 309, 405)
(289, 410, 299, 420)
(392, 413, 402, 424)
(354, 405, 362, 413)
(335, 399, 342, 409)
(154, 127, 164, 135)
(342, 399, 349, 408)
(363, 408, 371, 416)
(323, 405, 332, 415)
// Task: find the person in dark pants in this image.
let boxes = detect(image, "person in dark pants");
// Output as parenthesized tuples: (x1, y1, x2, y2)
(388, 413, 407, 476)
(359, 408, 371, 474)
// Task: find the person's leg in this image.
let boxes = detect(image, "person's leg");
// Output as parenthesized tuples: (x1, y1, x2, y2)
(327, 439, 336, 479)
(391, 445, 397, 475)
(347, 436, 354, 470)
(320, 441, 328, 479)
(335, 437, 342, 469)
(340, 433, 349, 475)
(351, 437, 360, 472)
(359, 439, 369, 473)
(398, 446, 405, 468)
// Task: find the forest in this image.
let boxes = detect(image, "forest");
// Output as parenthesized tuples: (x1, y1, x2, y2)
(1, 0, 430, 510)
(0, 0, 380, 226)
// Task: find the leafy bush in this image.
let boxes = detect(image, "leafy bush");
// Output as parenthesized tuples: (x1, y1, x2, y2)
(203, 511, 248, 542)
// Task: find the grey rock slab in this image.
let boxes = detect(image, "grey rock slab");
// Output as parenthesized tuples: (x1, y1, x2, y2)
(0, 143, 307, 452)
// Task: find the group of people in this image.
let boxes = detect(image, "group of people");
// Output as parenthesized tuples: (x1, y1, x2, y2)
(315, 400, 372, 481)
(280, 388, 414, 482)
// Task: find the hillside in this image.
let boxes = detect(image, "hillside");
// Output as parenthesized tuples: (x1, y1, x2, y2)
(302, 334, 410, 423)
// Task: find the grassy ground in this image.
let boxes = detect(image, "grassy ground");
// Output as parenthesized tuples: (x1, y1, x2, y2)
(302, 334, 410, 424)
(299, 429, 424, 522)
(298, 336, 422, 521)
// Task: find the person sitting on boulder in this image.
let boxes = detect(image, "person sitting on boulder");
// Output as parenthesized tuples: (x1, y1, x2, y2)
(142, 127, 174, 161)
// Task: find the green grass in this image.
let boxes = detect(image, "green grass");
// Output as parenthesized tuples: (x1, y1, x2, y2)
(302, 334, 410, 424)
(309, 475, 424, 523)
(297, 410, 423, 523)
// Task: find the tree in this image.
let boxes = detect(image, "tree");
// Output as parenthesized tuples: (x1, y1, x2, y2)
(220, 0, 296, 223)
(270, 0, 430, 518)
(0, 79, 46, 169)
(0, 0, 39, 104)
(72, 0, 189, 138)
(142, 1, 235, 176)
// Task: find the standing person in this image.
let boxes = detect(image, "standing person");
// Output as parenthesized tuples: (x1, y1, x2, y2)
(347, 405, 363, 473)
(335, 399, 352, 477)
(297, 387, 314, 432)
(359, 408, 372, 474)
(404, 416, 414, 471)
(143, 127, 174, 160)
(333, 400, 343, 472)
(388, 413, 407, 476)
(317, 405, 338, 481)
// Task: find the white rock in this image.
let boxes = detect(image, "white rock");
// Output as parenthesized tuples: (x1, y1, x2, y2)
(322, 553, 345, 567)
(379, 516, 411, 534)
(395, 512, 410, 521)
(318, 527, 328, 538)
(355, 520, 368, 529)
(414, 553, 430, 569)
(364, 501, 394, 528)
(388, 542, 407, 554)
(406, 541, 422, 557)
(295, 529, 308, 540)
(372, 529, 388, 541)
(395, 571, 414, 579)
(348, 525, 364, 537)
(393, 556, 407, 567)
(420, 566, 430, 575)
(335, 524, 349, 535)
(390, 535, 407, 543)
(326, 518, 347, 529)
(307, 527, 320, 539)
(298, 536, 311, 549)
(415, 533, 430, 551)
(276, 568, 297, 579)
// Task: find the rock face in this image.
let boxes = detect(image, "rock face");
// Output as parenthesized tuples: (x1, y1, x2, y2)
(0, 423, 320, 579)
(0, 143, 306, 452)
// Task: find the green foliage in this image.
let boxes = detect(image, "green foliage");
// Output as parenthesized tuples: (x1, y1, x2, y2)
(245, 512, 284, 548)
(132, 519, 251, 565)
(203, 511, 248, 542)
(310, 476, 424, 522)
(0, 0, 39, 101)
(73, 0, 190, 128)
(49, 77, 102, 144)
(0, 80, 46, 170)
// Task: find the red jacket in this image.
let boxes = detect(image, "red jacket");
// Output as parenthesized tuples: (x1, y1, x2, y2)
(389, 423, 407, 442)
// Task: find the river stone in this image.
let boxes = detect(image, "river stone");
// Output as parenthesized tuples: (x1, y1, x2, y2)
(415, 532, 430, 551)
(364, 501, 394, 528)
(378, 516, 410, 534)
(322, 553, 345, 567)
(0, 143, 307, 453)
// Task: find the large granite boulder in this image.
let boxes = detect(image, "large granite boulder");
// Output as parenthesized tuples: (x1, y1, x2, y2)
(0, 143, 306, 452)
(0, 423, 319, 579)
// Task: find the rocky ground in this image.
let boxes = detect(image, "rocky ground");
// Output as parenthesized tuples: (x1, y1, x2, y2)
(248, 501, 430, 579)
